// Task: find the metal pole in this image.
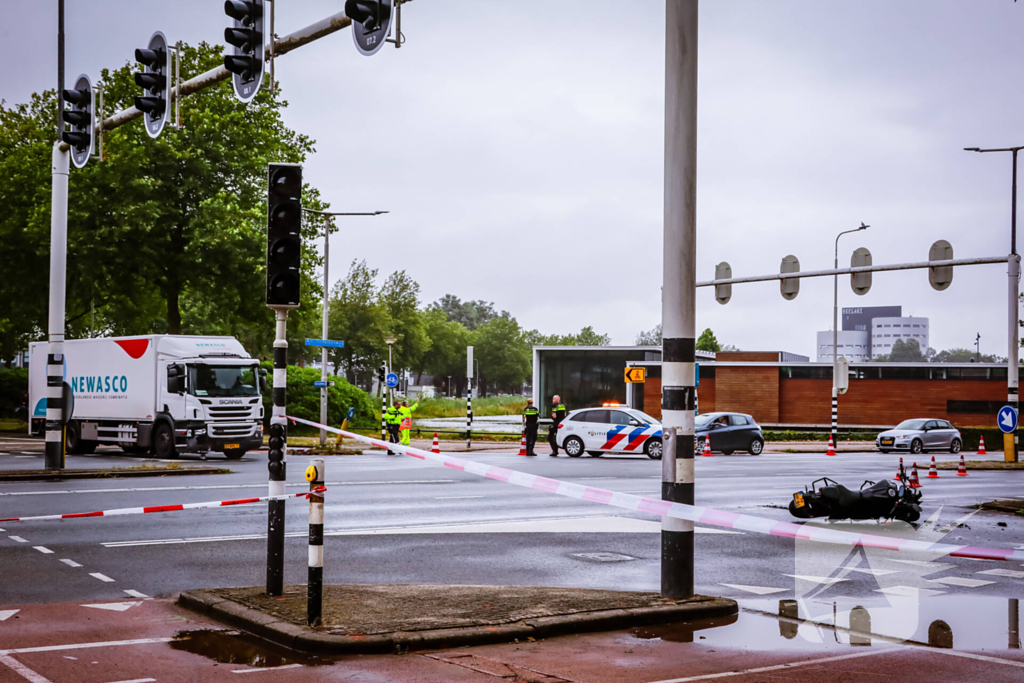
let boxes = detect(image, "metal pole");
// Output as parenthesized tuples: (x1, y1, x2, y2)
(307, 458, 324, 626)
(833, 240, 839, 450)
(466, 346, 474, 450)
(267, 308, 289, 595)
(1011, 598, 1020, 649)
(660, 0, 697, 600)
(57, 0, 64, 139)
(320, 218, 329, 447)
(45, 142, 69, 471)
(1010, 150, 1020, 463)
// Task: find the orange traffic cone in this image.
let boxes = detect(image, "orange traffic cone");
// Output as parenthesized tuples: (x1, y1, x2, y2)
(517, 431, 528, 456)
(957, 454, 969, 476)
(893, 457, 904, 481)
(431, 432, 440, 455)
(702, 434, 713, 457)
(978, 435, 987, 455)
(909, 462, 921, 488)
(826, 435, 836, 456)
(927, 455, 939, 478)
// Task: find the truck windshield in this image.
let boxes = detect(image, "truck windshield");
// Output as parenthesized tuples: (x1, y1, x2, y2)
(188, 365, 259, 397)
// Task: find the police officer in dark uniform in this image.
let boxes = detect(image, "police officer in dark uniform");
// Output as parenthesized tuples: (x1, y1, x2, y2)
(522, 399, 540, 456)
(548, 394, 566, 456)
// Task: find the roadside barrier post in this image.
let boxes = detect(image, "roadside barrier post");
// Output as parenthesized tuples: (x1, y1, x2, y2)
(660, 0, 698, 600)
(306, 458, 325, 626)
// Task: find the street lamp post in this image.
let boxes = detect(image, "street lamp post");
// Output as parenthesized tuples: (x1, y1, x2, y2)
(302, 209, 387, 446)
(384, 337, 397, 406)
(965, 145, 1022, 462)
(832, 223, 869, 447)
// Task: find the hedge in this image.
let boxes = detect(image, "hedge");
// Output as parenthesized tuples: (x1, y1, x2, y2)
(0, 368, 29, 419)
(260, 363, 376, 430)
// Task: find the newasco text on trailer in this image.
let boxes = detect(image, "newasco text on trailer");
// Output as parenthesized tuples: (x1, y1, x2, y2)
(28, 335, 266, 459)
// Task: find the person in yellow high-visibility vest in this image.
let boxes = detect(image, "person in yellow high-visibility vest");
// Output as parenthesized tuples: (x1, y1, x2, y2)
(399, 400, 418, 446)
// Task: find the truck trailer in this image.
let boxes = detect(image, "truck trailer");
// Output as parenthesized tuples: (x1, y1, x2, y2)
(29, 335, 265, 459)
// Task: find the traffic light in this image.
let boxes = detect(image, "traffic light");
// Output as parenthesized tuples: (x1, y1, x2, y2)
(267, 421, 285, 479)
(345, 0, 393, 55)
(224, 0, 265, 103)
(61, 74, 93, 169)
(378, 363, 386, 385)
(134, 31, 171, 138)
(266, 163, 302, 308)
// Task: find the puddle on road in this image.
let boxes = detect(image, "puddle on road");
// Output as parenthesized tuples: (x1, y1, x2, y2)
(170, 629, 331, 668)
(632, 596, 1024, 652)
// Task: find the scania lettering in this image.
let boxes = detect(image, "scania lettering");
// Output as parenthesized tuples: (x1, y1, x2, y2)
(28, 336, 266, 459)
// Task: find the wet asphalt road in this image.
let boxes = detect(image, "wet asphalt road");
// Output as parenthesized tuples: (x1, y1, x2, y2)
(1, 434, 1022, 609)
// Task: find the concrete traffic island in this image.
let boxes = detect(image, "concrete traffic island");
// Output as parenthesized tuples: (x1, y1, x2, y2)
(179, 584, 737, 655)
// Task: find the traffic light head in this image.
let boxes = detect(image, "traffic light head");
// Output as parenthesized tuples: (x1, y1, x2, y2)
(266, 163, 302, 308)
(61, 74, 94, 169)
(345, 0, 393, 56)
(223, 0, 265, 103)
(133, 32, 171, 138)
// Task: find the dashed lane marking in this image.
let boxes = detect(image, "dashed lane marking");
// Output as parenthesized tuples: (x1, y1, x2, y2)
(81, 602, 140, 612)
(123, 590, 150, 599)
(0, 637, 175, 654)
(875, 585, 945, 598)
(8, 536, 27, 543)
(59, 559, 82, 567)
(232, 664, 302, 674)
(105, 679, 156, 683)
(979, 568, 1024, 579)
(0, 479, 458, 496)
(0, 610, 19, 621)
(89, 573, 115, 583)
(32, 546, 53, 554)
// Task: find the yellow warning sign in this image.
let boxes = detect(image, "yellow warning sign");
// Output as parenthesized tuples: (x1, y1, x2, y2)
(624, 367, 646, 383)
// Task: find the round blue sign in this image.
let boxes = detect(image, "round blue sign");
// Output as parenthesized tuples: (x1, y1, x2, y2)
(385, 372, 399, 388)
(998, 405, 1018, 434)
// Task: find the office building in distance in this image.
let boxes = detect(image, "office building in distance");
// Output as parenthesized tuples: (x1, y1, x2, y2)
(816, 306, 929, 362)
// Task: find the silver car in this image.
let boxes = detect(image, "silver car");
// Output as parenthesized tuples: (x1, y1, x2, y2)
(876, 419, 962, 455)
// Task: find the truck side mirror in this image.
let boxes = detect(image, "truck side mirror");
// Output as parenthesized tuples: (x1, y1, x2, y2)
(259, 368, 268, 393)
(167, 364, 185, 394)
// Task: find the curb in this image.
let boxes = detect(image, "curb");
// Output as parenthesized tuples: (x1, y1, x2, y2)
(0, 467, 230, 482)
(178, 589, 737, 655)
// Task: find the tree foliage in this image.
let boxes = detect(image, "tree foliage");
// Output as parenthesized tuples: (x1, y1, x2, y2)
(696, 328, 721, 353)
(430, 295, 497, 330)
(635, 324, 662, 346)
(475, 314, 531, 394)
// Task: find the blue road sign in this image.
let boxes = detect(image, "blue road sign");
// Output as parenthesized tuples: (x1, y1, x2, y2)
(347, 407, 355, 419)
(998, 405, 1018, 434)
(305, 339, 345, 348)
(313, 381, 335, 388)
(385, 372, 399, 388)
(696, 362, 700, 387)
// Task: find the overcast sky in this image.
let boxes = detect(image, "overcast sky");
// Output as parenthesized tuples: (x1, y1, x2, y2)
(2, 1, 1022, 358)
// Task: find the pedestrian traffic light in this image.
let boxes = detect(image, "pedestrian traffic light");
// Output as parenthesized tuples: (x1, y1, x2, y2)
(378, 363, 386, 385)
(780, 255, 800, 301)
(266, 163, 302, 308)
(134, 31, 171, 138)
(61, 74, 94, 169)
(267, 421, 285, 478)
(224, 0, 265, 103)
(345, 0, 393, 55)
(851, 247, 873, 296)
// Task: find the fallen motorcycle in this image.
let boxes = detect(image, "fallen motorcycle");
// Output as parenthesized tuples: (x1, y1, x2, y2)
(789, 473, 922, 523)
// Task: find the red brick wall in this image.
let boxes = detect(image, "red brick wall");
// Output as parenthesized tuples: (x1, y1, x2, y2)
(715, 352, 778, 362)
(716, 367, 779, 423)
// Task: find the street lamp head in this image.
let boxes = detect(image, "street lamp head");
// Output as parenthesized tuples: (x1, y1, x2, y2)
(384, 337, 396, 345)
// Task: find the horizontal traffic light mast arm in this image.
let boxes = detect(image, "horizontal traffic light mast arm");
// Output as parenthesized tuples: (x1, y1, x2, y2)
(696, 255, 1009, 288)
(75, 10, 354, 144)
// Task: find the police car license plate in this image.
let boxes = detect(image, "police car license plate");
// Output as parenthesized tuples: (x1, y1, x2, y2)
(793, 492, 805, 508)
(224, 443, 240, 449)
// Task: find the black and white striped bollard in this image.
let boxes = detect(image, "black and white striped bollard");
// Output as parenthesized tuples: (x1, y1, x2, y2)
(306, 458, 324, 626)
(466, 380, 473, 450)
(831, 390, 838, 447)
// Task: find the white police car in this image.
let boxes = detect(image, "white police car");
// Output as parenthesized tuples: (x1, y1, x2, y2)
(556, 405, 663, 459)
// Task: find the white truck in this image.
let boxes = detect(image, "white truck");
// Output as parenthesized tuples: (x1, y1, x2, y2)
(29, 335, 266, 459)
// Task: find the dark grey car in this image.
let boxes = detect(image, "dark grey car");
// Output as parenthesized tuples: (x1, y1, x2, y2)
(694, 412, 765, 455)
(876, 418, 962, 455)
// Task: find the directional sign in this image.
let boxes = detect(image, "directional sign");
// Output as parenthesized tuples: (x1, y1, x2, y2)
(385, 372, 399, 388)
(999, 406, 1018, 434)
(696, 362, 700, 387)
(624, 367, 646, 383)
(305, 339, 345, 348)
(313, 381, 335, 388)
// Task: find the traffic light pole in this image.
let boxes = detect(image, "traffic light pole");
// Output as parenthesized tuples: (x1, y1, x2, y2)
(267, 308, 289, 596)
(660, 0, 697, 600)
(45, 143, 70, 471)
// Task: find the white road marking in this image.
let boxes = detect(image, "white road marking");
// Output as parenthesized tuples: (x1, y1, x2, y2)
(81, 602, 140, 612)
(0, 652, 53, 683)
(979, 568, 1024, 579)
(0, 610, 20, 621)
(885, 559, 953, 569)
(0, 479, 458, 496)
(783, 575, 848, 586)
(846, 567, 899, 576)
(232, 664, 303, 674)
(89, 573, 115, 583)
(927, 648, 1024, 669)
(123, 590, 149, 599)
(8, 536, 28, 543)
(0, 637, 174, 654)
(32, 546, 53, 554)
(60, 559, 82, 567)
(434, 495, 486, 499)
(874, 585, 945, 598)
(647, 647, 898, 682)
(718, 584, 787, 595)
(928, 576, 995, 588)
(104, 679, 156, 683)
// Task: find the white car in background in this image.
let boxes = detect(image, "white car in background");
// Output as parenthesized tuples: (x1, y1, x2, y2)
(557, 406, 663, 459)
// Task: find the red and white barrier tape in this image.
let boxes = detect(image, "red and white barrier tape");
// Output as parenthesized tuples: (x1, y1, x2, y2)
(291, 415, 1023, 563)
(0, 486, 326, 523)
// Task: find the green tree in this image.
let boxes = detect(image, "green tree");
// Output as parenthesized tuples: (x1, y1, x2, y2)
(529, 326, 611, 346)
(932, 346, 1002, 363)
(475, 314, 530, 394)
(696, 328, 721, 353)
(417, 308, 472, 391)
(327, 260, 391, 389)
(635, 324, 662, 346)
(430, 295, 497, 330)
(380, 270, 429, 373)
(886, 338, 926, 362)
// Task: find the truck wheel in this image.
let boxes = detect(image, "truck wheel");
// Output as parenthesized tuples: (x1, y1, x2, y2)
(65, 421, 83, 454)
(153, 422, 177, 459)
(224, 450, 246, 460)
